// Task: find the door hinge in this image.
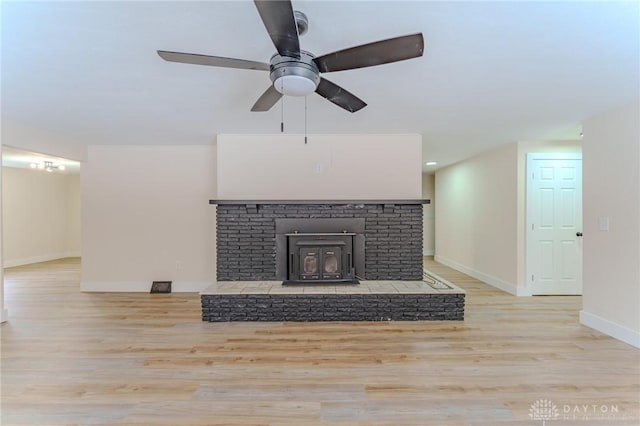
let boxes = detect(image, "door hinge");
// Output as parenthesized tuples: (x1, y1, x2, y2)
(531, 274, 534, 282)
(531, 223, 534, 231)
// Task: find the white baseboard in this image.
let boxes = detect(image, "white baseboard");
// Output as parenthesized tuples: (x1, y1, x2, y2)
(423, 249, 435, 256)
(80, 281, 213, 293)
(434, 254, 519, 295)
(580, 310, 640, 348)
(0, 308, 8, 323)
(4, 252, 81, 268)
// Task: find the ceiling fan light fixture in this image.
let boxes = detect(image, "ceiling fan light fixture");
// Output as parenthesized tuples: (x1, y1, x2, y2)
(273, 75, 316, 96)
(30, 160, 66, 172)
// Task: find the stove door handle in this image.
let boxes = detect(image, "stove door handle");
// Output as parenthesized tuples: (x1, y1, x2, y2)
(289, 253, 295, 278)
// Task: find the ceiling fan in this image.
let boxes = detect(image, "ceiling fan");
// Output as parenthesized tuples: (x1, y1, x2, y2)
(158, 0, 424, 113)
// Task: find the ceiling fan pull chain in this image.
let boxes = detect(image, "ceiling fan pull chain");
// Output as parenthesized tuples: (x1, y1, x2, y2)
(304, 96, 308, 144)
(280, 85, 284, 133)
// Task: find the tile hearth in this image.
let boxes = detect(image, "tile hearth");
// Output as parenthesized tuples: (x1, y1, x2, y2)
(200, 272, 465, 322)
(201, 280, 463, 295)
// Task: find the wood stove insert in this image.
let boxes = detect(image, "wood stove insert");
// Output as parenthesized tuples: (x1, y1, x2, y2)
(286, 232, 356, 284)
(275, 218, 365, 285)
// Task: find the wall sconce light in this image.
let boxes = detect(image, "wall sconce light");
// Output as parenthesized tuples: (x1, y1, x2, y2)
(30, 161, 66, 172)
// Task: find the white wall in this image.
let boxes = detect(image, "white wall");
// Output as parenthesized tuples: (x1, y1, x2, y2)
(217, 134, 422, 200)
(435, 143, 519, 294)
(2, 167, 81, 267)
(0, 153, 7, 322)
(67, 174, 81, 256)
(581, 102, 640, 347)
(422, 173, 435, 255)
(81, 145, 217, 292)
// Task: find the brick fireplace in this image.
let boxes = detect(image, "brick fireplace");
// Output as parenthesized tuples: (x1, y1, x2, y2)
(203, 199, 467, 322)
(212, 200, 428, 282)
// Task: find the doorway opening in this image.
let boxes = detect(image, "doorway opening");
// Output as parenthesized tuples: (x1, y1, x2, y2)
(1, 146, 81, 321)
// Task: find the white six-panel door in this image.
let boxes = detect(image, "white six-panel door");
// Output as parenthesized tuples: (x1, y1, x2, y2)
(527, 153, 583, 295)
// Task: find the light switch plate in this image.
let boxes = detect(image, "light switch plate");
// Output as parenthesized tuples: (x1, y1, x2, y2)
(598, 216, 610, 232)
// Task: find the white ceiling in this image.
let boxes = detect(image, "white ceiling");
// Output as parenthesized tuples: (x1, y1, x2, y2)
(2, 1, 638, 170)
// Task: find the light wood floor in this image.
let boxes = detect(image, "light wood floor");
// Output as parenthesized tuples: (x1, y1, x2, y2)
(1, 258, 638, 425)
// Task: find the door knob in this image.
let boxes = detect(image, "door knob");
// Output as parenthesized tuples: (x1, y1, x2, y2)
(576, 232, 583, 237)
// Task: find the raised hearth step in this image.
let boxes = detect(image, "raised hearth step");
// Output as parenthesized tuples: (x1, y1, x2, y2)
(282, 279, 360, 286)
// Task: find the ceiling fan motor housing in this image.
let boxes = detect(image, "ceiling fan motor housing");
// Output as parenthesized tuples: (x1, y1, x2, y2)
(270, 51, 320, 96)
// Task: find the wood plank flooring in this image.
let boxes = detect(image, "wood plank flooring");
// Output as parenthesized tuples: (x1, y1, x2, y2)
(1, 257, 639, 425)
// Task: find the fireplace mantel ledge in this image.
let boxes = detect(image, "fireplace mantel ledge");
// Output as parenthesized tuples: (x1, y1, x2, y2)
(209, 199, 430, 205)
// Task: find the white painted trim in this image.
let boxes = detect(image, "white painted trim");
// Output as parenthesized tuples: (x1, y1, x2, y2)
(3, 252, 81, 268)
(580, 310, 640, 348)
(434, 254, 520, 295)
(0, 308, 8, 323)
(423, 249, 435, 256)
(527, 152, 583, 161)
(80, 281, 213, 293)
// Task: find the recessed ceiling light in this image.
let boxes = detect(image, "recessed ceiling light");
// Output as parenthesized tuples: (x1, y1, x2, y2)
(425, 161, 437, 166)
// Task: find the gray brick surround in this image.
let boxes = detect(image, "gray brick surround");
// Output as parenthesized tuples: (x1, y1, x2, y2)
(215, 202, 425, 281)
(202, 293, 465, 322)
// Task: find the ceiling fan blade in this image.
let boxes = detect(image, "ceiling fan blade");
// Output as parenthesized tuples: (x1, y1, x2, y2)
(251, 85, 283, 112)
(157, 51, 270, 71)
(253, 0, 300, 59)
(313, 33, 424, 73)
(315, 78, 367, 113)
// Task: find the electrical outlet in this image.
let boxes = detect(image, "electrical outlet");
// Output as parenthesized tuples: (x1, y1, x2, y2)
(175, 261, 183, 271)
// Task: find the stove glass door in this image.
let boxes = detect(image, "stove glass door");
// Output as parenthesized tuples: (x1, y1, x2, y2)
(322, 247, 342, 280)
(299, 248, 320, 280)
